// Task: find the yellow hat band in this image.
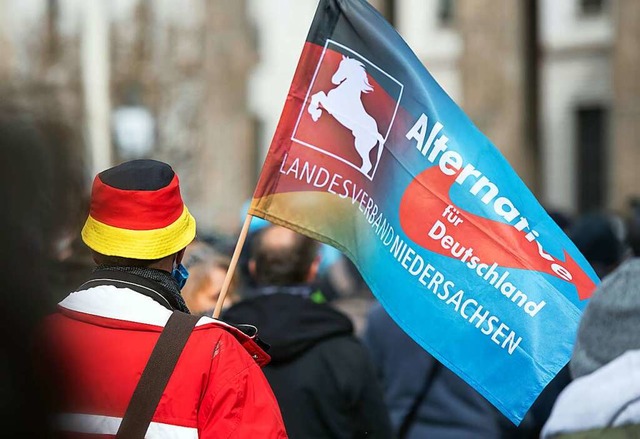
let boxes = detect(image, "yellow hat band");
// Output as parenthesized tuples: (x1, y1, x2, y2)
(81, 205, 196, 260)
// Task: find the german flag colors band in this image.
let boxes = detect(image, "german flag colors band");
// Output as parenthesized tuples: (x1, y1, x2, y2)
(81, 160, 197, 260)
(82, 205, 196, 260)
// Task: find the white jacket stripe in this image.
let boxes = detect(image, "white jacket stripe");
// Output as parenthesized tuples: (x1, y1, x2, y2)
(55, 413, 199, 438)
(58, 284, 236, 329)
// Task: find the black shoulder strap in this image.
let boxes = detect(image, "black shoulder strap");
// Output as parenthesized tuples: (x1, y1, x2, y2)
(397, 361, 441, 439)
(116, 311, 200, 439)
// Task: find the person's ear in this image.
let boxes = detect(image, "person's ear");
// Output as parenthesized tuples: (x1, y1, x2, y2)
(306, 256, 321, 283)
(176, 248, 186, 265)
(249, 259, 257, 278)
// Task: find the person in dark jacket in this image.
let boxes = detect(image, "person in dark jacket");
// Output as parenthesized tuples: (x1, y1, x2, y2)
(364, 303, 525, 439)
(223, 225, 392, 439)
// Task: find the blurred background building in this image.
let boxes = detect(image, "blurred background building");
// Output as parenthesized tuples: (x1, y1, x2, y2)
(0, 0, 637, 236)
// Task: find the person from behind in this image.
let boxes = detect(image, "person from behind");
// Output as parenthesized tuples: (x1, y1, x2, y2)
(222, 225, 392, 439)
(0, 100, 84, 437)
(568, 212, 630, 278)
(40, 159, 287, 438)
(364, 304, 531, 439)
(542, 257, 640, 438)
(531, 211, 634, 435)
(182, 241, 237, 316)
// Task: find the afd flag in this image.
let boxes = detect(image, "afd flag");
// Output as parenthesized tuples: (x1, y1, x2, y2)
(249, 0, 598, 423)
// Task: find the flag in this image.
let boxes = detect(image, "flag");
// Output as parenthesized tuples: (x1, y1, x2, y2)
(249, 0, 598, 423)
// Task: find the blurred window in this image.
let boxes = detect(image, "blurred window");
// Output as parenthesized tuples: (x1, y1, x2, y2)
(253, 115, 264, 185)
(579, 0, 605, 16)
(576, 105, 608, 212)
(112, 106, 155, 160)
(438, 0, 455, 26)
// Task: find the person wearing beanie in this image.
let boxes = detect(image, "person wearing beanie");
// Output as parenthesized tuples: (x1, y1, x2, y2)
(541, 258, 640, 438)
(39, 160, 287, 438)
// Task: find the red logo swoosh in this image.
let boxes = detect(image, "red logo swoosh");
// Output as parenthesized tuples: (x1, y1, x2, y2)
(399, 166, 597, 300)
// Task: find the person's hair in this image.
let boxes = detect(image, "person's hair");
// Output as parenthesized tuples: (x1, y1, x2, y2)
(568, 212, 629, 278)
(251, 226, 319, 286)
(182, 241, 237, 311)
(0, 90, 85, 260)
(91, 251, 165, 268)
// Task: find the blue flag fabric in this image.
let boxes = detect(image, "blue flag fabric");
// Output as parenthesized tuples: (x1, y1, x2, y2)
(249, 0, 599, 423)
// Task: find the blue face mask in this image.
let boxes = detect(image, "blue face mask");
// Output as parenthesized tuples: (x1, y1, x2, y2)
(171, 263, 189, 290)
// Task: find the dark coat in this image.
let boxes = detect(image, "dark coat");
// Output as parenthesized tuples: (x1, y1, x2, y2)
(364, 303, 532, 439)
(223, 289, 392, 439)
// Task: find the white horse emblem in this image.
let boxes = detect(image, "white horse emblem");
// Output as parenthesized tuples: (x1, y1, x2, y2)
(308, 56, 385, 175)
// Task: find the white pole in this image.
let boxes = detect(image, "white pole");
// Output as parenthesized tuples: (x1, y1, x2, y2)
(82, 0, 112, 175)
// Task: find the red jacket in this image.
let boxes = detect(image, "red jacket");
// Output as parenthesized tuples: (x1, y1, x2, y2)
(41, 283, 288, 438)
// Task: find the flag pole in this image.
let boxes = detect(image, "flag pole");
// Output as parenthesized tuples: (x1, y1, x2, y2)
(213, 213, 252, 318)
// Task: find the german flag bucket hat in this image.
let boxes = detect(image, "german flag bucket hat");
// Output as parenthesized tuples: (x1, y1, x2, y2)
(81, 159, 196, 260)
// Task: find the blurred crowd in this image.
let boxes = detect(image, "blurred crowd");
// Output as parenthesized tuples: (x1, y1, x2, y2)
(2, 96, 640, 439)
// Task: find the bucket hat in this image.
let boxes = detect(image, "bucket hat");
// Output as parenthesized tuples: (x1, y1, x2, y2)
(81, 159, 196, 260)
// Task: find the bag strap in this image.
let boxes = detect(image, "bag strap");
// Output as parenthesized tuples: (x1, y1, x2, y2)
(116, 311, 200, 439)
(397, 361, 441, 439)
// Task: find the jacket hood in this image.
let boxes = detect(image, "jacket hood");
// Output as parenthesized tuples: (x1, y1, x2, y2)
(542, 349, 640, 438)
(222, 288, 353, 363)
